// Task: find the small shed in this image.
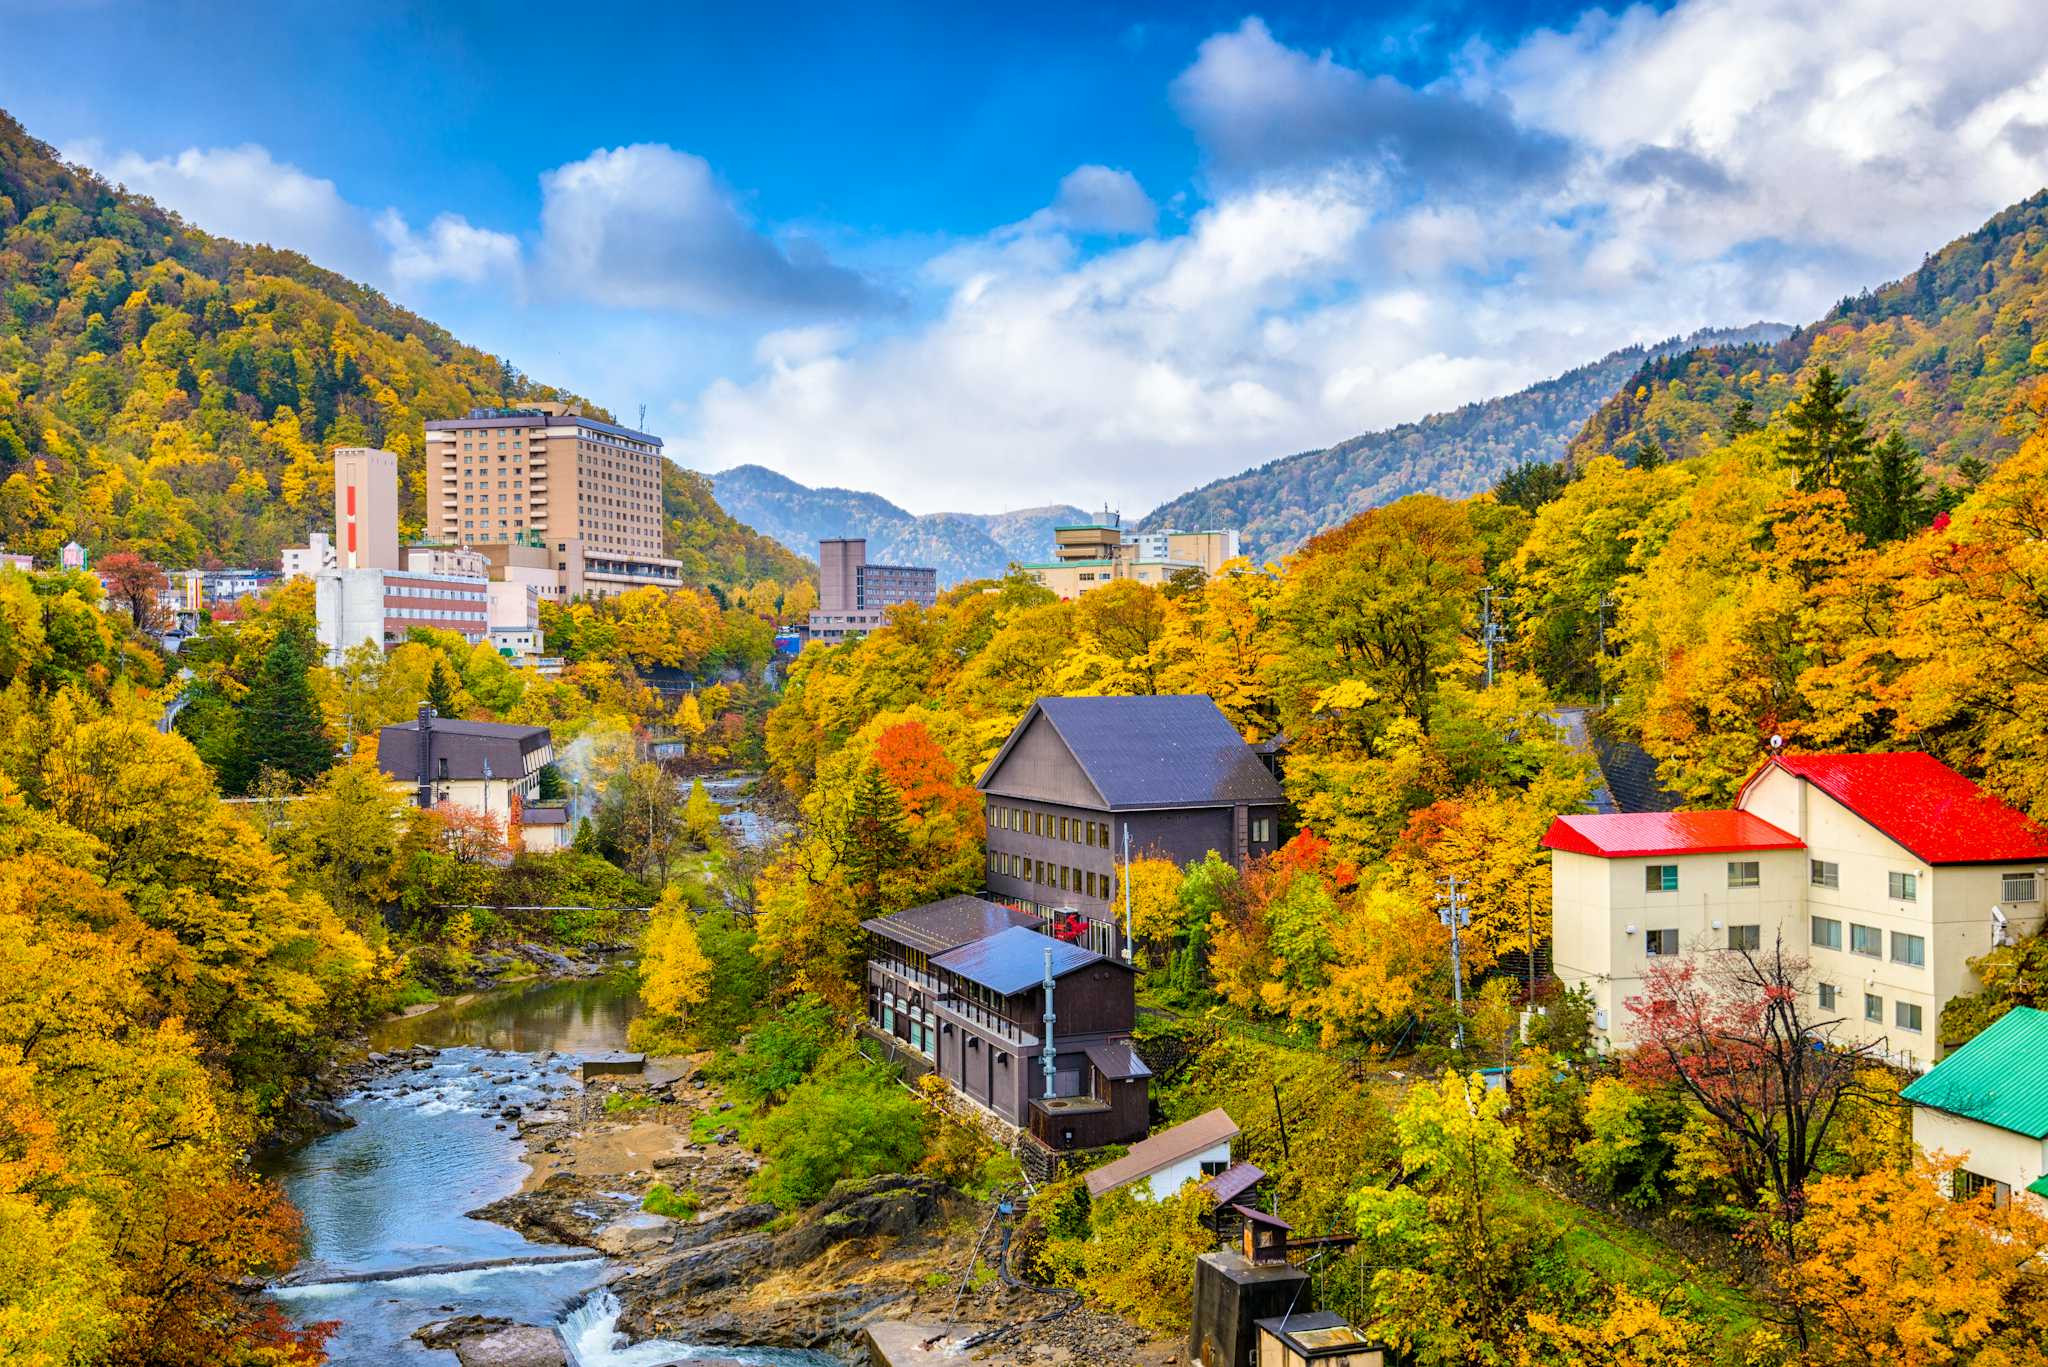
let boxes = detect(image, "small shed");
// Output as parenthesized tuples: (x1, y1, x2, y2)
(1254, 1310, 1392, 1367)
(1083, 1107, 1238, 1202)
(1901, 1005, 2048, 1209)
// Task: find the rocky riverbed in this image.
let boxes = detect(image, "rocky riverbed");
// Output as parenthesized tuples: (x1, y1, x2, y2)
(468, 1060, 1181, 1365)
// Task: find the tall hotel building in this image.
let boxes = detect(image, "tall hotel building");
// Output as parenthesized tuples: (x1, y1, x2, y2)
(423, 402, 683, 600)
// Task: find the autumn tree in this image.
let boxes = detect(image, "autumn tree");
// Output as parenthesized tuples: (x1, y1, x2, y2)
(95, 550, 167, 629)
(1781, 1159, 2048, 1366)
(640, 886, 714, 1025)
(1624, 941, 1889, 1264)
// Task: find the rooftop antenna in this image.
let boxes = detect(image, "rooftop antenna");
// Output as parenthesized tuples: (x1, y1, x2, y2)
(638, 403, 647, 432)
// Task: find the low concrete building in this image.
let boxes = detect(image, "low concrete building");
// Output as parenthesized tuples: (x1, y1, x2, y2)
(1544, 752, 2048, 1063)
(1901, 1005, 2048, 1210)
(315, 565, 491, 664)
(1084, 1107, 1238, 1201)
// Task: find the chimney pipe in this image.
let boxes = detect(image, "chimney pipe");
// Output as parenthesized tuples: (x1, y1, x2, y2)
(416, 702, 434, 809)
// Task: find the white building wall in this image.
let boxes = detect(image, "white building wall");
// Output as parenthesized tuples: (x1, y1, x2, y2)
(1912, 1106, 2048, 1211)
(1135, 1140, 1235, 1201)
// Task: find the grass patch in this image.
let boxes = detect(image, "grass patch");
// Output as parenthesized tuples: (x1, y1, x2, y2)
(1509, 1175, 1764, 1336)
(641, 1182, 699, 1219)
(602, 1091, 657, 1116)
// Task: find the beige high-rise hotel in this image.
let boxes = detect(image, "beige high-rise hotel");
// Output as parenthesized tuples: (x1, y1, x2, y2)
(423, 402, 683, 600)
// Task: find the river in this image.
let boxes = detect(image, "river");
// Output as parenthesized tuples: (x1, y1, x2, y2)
(263, 778, 831, 1365)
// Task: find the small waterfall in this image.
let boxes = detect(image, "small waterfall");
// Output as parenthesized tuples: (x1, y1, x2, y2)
(559, 1289, 695, 1366)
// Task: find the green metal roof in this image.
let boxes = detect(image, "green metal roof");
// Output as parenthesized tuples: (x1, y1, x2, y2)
(2029, 1173, 2048, 1199)
(1901, 1006, 2048, 1138)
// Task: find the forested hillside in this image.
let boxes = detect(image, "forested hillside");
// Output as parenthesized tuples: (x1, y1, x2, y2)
(1139, 324, 1789, 562)
(0, 109, 806, 595)
(1569, 191, 2048, 470)
(711, 462, 1084, 584)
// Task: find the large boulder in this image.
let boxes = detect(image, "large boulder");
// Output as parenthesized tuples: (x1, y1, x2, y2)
(413, 1319, 568, 1367)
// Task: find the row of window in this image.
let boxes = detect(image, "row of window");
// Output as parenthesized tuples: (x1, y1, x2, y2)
(1645, 924, 1761, 954)
(993, 805, 1113, 848)
(1816, 983, 1923, 1033)
(1811, 917, 1925, 966)
(1655, 859, 2040, 904)
(387, 607, 487, 622)
(992, 849, 1109, 898)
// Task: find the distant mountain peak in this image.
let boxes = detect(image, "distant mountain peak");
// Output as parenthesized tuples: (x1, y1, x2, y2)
(708, 467, 1086, 586)
(1139, 322, 1793, 563)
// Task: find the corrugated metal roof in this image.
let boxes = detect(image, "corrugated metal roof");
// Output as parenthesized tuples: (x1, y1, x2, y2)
(1084, 1107, 1239, 1196)
(1543, 811, 1803, 859)
(1200, 1161, 1265, 1207)
(981, 695, 1283, 810)
(1901, 1006, 2048, 1138)
(1084, 1039, 1153, 1082)
(1743, 752, 2048, 864)
(930, 925, 1119, 995)
(863, 896, 1040, 955)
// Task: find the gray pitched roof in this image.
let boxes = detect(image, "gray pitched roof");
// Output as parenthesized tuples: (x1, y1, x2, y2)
(930, 924, 1127, 996)
(376, 717, 550, 784)
(863, 896, 1041, 956)
(980, 695, 1283, 810)
(1083, 1107, 1239, 1196)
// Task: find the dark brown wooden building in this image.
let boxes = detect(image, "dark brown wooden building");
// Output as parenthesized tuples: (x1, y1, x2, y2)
(864, 895, 1148, 1149)
(979, 695, 1285, 954)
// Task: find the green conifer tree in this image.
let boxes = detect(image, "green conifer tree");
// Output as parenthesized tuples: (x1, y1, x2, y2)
(1723, 398, 1759, 440)
(1779, 365, 1873, 493)
(1630, 436, 1664, 471)
(1853, 429, 1930, 543)
(426, 656, 461, 717)
(838, 764, 910, 916)
(236, 631, 335, 792)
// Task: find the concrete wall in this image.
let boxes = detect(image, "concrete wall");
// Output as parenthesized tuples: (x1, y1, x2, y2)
(1551, 845, 1807, 1050)
(334, 447, 400, 570)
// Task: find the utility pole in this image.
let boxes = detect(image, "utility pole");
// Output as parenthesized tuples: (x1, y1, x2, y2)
(1593, 593, 1615, 708)
(1480, 585, 1501, 689)
(1121, 821, 1133, 963)
(1437, 874, 1472, 1051)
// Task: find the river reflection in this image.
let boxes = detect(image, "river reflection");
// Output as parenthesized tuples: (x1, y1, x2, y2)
(369, 970, 643, 1054)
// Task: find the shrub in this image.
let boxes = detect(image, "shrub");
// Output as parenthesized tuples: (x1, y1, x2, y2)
(1574, 1078, 1683, 1208)
(716, 995, 842, 1107)
(641, 1183, 699, 1219)
(1060, 1188, 1216, 1335)
(750, 1046, 926, 1208)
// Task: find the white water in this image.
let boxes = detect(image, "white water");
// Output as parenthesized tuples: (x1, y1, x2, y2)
(560, 1289, 836, 1366)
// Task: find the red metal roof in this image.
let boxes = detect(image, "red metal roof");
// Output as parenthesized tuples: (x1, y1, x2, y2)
(1542, 810, 1803, 859)
(1741, 752, 2048, 865)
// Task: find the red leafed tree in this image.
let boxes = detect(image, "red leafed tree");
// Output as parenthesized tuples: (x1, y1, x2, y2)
(434, 801, 509, 864)
(1624, 938, 1887, 1246)
(97, 551, 168, 629)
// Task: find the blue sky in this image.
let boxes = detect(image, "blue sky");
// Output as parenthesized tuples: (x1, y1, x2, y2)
(6, 0, 2048, 516)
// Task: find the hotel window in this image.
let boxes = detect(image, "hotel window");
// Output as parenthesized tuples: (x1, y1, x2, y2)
(2002, 872, 2038, 902)
(1727, 861, 1760, 889)
(1865, 993, 1883, 1023)
(1645, 928, 1679, 956)
(1645, 864, 1678, 893)
(1850, 923, 1881, 957)
(1060, 866, 1070, 892)
(1084, 822, 1096, 848)
(1888, 871, 1919, 902)
(1810, 859, 1839, 889)
(1896, 1001, 1924, 1033)
(1891, 932, 1925, 968)
(1727, 924, 1761, 951)
(1811, 916, 1842, 950)
(1818, 982, 1838, 1011)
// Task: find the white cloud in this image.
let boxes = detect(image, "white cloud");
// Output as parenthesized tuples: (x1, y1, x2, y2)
(536, 143, 890, 317)
(681, 0, 2048, 518)
(377, 210, 522, 287)
(82, 142, 380, 275)
(1047, 165, 1157, 235)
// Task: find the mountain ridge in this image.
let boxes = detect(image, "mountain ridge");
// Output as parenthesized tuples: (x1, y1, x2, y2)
(709, 462, 1086, 585)
(0, 107, 809, 594)
(1139, 323, 1793, 562)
